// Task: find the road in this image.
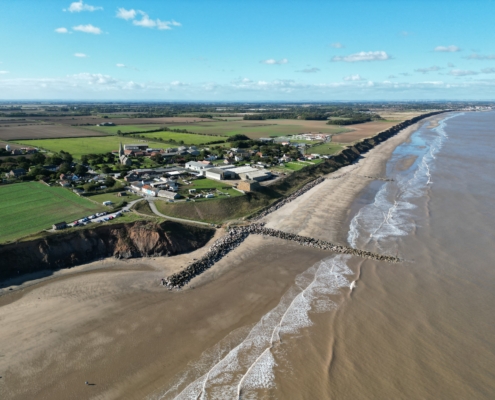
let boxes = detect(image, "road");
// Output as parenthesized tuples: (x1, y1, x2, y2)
(146, 199, 214, 227)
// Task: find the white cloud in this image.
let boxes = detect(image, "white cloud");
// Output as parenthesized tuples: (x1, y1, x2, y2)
(72, 73, 118, 85)
(400, 31, 413, 36)
(74, 53, 88, 58)
(465, 53, 495, 60)
(399, 72, 411, 76)
(116, 63, 139, 71)
(448, 62, 455, 68)
(260, 58, 288, 65)
(330, 42, 344, 48)
(73, 24, 102, 34)
(434, 45, 461, 52)
(296, 67, 320, 73)
(116, 8, 136, 20)
(331, 51, 390, 62)
(343, 74, 365, 81)
(448, 69, 478, 76)
(414, 66, 442, 74)
(388, 75, 397, 79)
(55, 27, 68, 34)
(481, 68, 495, 74)
(66, 0, 102, 12)
(0, 71, 9, 74)
(123, 10, 181, 30)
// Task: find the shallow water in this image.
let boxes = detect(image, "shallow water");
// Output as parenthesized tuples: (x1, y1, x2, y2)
(156, 111, 495, 399)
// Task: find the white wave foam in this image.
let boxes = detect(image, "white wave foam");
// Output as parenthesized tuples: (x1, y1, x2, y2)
(157, 256, 352, 399)
(347, 113, 463, 250)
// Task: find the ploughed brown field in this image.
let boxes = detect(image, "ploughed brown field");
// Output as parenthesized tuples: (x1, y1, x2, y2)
(36, 116, 214, 125)
(0, 124, 109, 141)
(332, 121, 398, 143)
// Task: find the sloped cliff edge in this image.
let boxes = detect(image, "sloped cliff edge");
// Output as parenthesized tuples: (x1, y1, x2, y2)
(0, 220, 215, 281)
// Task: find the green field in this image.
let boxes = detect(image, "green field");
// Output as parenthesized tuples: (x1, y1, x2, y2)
(84, 125, 163, 135)
(0, 182, 105, 243)
(176, 178, 243, 199)
(14, 136, 160, 158)
(162, 120, 349, 139)
(137, 131, 226, 145)
(305, 143, 344, 155)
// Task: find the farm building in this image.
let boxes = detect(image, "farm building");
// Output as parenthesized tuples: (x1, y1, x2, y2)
(117, 192, 127, 197)
(240, 170, 272, 182)
(103, 201, 113, 206)
(158, 190, 180, 200)
(238, 180, 261, 192)
(52, 222, 67, 230)
(205, 168, 227, 181)
(124, 144, 149, 151)
(97, 122, 116, 126)
(185, 161, 214, 176)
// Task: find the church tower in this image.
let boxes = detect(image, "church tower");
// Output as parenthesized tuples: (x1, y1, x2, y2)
(119, 142, 124, 157)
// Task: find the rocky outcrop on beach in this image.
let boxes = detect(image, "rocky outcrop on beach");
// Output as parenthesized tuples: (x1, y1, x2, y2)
(164, 223, 400, 289)
(0, 221, 215, 281)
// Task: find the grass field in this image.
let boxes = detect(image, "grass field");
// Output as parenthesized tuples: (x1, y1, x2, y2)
(177, 178, 243, 199)
(137, 131, 226, 145)
(0, 182, 105, 243)
(83, 125, 163, 135)
(13, 136, 160, 158)
(162, 120, 350, 139)
(305, 143, 344, 155)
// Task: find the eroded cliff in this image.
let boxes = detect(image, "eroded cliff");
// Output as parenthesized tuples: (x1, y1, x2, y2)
(0, 220, 215, 281)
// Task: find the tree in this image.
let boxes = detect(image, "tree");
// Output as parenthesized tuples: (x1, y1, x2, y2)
(31, 152, 46, 165)
(80, 155, 89, 164)
(75, 164, 88, 175)
(101, 165, 111, 174)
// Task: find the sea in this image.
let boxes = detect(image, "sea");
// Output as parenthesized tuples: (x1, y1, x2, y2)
(154, 111, 495, 399)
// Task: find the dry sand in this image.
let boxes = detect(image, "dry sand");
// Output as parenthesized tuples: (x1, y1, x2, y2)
(0, 115, 442, 399)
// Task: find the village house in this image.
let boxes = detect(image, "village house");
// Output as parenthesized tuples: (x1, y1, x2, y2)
(142, 185, 158, 197)
(7, 168, 26, 178)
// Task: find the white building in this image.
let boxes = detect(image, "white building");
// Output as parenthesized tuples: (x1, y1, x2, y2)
(185, 161, 214, 176)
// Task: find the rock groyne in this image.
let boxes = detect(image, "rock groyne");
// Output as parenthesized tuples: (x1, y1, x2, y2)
(164, 224, 400, 289)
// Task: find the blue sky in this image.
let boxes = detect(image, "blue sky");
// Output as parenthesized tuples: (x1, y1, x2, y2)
(1, 0, 495, 100)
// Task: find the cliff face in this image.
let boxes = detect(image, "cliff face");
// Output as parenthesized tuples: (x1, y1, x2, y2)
(0, 221, 215, 281)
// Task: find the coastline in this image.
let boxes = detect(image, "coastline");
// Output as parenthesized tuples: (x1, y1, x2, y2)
(0, 114, 445, 400)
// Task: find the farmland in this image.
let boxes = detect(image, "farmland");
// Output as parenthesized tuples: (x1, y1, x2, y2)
(13, 136, 161, 158)
(0, 182, 105, 243)
(137, 131, 226, 145)
(0, 124, 108, 141)
(331, 121, 398, 143)
(84, 125, 163, 135)
(162, 119, 350, 139)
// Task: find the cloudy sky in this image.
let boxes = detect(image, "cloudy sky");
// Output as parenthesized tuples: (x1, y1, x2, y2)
(1, 0, 494, 101)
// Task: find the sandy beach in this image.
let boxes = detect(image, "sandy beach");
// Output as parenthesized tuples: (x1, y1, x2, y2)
(0, 115, 443, 399)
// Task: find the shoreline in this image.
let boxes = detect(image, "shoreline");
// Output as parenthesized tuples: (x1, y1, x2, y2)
(0, 113, 446, 400)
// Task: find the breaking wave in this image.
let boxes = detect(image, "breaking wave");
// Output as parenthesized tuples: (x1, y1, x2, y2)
(153, 255, 352, 400)
(347, 113, 462, 251)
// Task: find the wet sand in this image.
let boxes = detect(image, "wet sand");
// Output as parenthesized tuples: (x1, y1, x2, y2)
(0, 115, 443, 399)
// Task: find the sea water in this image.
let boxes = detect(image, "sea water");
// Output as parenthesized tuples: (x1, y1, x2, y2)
(155, 111, 495, 399)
